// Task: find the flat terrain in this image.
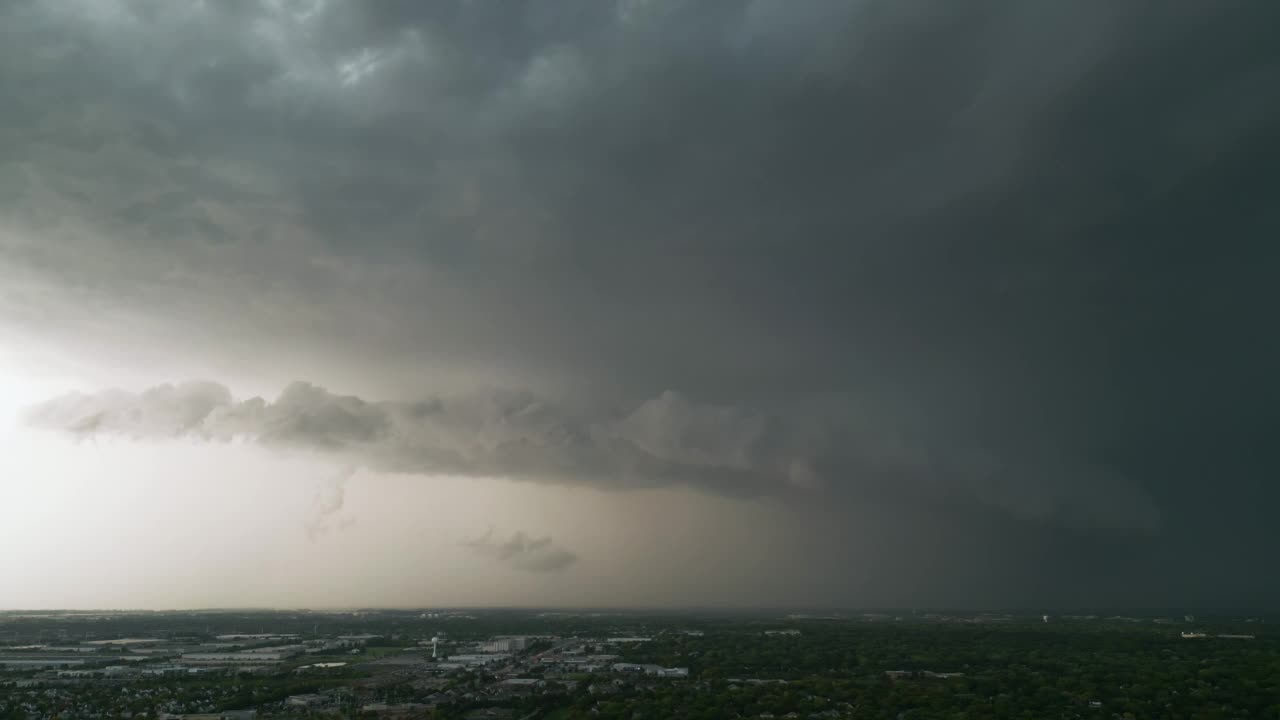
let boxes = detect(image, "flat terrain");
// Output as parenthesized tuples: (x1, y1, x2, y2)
(2, 609, 1277, 719)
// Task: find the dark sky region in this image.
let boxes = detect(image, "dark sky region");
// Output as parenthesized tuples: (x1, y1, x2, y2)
(1, 0, 1279, 610)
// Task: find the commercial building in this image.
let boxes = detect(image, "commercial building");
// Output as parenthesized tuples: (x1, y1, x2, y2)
(141, 666, 190, 677)
(0, 657, 89, 669)
(445, 653, 510, 667)
(336, 634, 381, 646)
(240, 645, 305, 656)
(540, 654, 617, 672)
(478, 637, 531, 653)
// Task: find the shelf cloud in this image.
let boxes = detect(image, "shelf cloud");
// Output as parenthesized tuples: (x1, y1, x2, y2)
(25, 380, 1161, 533)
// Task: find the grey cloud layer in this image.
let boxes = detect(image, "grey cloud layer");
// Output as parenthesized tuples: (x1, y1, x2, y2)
(24, 381, 1160, 532)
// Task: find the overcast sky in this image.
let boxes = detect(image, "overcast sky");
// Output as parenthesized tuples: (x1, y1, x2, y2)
(3, 0, 1279, 610)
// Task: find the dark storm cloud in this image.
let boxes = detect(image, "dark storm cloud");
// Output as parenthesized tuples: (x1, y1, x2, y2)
(462, 529, 578, 573)
(5, 0, 1280, 601)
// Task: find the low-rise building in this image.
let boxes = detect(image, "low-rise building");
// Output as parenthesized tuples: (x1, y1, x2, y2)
(446, 653, 510, 667)
(496, 677, 543, 695)
(178, 652, 288, 666)
(239, 644, 305, 657)
(336, 634, 381, 647)
(140, 666, 189, 677)
(611, 663, 688, 677)
(285, 694, 327, 708)
(85, 638, 163, 648)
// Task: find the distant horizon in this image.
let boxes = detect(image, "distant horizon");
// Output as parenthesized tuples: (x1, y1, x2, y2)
(2, 606, 1274, 616)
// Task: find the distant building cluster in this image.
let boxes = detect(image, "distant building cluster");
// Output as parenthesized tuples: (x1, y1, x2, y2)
(885, 670, 965, 680)
(1181, 631, 1255, 640)
(2, 608, 1275, 720)
(611, 663, 689, 677)
(438, 653, 511, 670)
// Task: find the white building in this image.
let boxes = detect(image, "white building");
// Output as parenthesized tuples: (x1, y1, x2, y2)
(446, 653, 511, 667)
(240, 645, 305, 656)
(179, 652, 289, 665)
(336, 634, 381, 646)
(86, 638, 164, 648)
(611, 663, 688, 677)
(479, 637, 531, 653)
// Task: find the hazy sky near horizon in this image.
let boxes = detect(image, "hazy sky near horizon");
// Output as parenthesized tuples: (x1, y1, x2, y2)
(2, 0, 1279, 610)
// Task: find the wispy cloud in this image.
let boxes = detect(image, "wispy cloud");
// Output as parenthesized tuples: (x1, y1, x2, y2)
(304, 465, 357, 542)
(462, 529, 578, 573)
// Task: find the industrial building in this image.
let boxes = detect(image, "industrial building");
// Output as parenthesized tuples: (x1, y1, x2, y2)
(444, 653, 510, 667)
(86, 638, 164, 647)
(178, 652, 292, 666)
(478, 637, 531, 653)
(611, 663, 689, 677)
(336, 634, 381, 646)
(0, 657, 90, 669)
(240, 644, 306, 656)
(285, 694, 327, 708)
